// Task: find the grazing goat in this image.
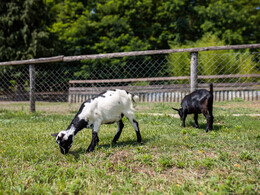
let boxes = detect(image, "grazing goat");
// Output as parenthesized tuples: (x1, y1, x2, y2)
(172, 83, 214, 132)
(51, 89, 141, 154)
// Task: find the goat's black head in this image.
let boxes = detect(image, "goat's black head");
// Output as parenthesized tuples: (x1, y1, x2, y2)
(51, 131, 74, 154)
(172, 107, 184, 119)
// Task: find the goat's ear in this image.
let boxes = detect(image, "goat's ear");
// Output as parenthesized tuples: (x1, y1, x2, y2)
(172, 107, 179, 112)
(51, 133, 59, 137)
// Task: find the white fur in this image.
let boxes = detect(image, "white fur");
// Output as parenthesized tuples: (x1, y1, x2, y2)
(53, 89, 141, 153)
(78, 89, 138, 133)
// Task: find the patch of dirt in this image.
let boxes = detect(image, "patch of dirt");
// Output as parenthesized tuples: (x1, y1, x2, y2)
(109, 150, 133, 163)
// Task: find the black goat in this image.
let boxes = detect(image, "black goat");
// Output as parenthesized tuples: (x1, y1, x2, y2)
(172, 83, 214, 132)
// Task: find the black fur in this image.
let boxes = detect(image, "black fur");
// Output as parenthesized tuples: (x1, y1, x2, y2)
(59, 134, 73, 154)
(172, 83, 214, 132)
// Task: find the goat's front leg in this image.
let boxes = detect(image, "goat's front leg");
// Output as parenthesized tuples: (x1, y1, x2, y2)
(194, 113, 199, 128)
(181, 112, 187, 127)
(87, 123, 100, 152)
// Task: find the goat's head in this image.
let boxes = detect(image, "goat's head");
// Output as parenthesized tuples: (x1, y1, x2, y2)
(172, 107, 184, 119)
(51, 131, 74, 154)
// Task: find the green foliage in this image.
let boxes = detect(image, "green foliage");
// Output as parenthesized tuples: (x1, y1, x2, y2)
(0, 0, 55, 61)
(168, 33, 259, 80)
(48, 0, 259, 56)
(195, 0, 260, 45)
(0, 0, 57, 92)
(1, 0, 259, 89)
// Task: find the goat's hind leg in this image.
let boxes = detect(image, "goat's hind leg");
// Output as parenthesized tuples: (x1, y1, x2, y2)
(133, 119, 142, 143)
(112, 120, 124, 143)
(208, 101, 214, 130)
(125, 112, 142, 143)
(203, 111, 211, 132)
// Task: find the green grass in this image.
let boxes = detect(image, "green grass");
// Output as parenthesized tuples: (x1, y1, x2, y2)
(0, 101, 259, 194)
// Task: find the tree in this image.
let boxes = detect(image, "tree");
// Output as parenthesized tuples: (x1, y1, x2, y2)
(0, 0, 54, 61)
(48, 0, 198, 80)
(0, 0, 55, 100)
(195, 0, 260, 45)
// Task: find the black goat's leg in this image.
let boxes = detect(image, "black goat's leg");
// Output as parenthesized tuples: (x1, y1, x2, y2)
(194, 113, 199, 128)
(208, 103, 214, 130)
(203, 111, 210, 132)
(112, 120, 124, 143)
(182, 112, 187, 127)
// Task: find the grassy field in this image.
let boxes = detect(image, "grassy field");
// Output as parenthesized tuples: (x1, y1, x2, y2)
(0, 101, 259, 194)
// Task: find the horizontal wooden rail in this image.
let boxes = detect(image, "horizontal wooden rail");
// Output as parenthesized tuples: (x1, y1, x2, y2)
(69, 74, 260, 84)
(63, 44, 260, 62)
(0, 56, 64, 66)
(0, 44, 259, 66)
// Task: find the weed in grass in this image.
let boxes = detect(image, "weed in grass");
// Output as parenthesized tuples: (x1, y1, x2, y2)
(158, 154, 173, 168)
(136, 153, 154, 166)
(175, 160, 186, 169)
(239, 151, 253, 161)
(202, 157, 216, 168)
(218, 151, 230, 162)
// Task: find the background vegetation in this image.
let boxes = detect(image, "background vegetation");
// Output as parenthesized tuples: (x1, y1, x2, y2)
(0, 0, 259, 89)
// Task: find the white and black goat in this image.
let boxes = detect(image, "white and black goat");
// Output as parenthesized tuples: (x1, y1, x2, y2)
(172, 83, 214, 132)
(51, 89, 141, 154)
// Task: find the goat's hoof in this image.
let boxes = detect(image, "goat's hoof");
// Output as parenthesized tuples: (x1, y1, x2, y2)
(86, 148, 94, 153)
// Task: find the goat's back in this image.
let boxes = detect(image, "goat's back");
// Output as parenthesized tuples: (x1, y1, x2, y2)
(181, 89, 213, 113)
(78, 89, 136, 123)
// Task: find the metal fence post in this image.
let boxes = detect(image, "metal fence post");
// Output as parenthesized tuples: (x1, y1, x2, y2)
(29, 64, 35, 113)
(190, 52, 198, 92)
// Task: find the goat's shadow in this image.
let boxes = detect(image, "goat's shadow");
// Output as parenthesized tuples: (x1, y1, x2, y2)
(69, 138, 150, 161)
(68, 123, 223, 160)
(184, 121, 224, 132)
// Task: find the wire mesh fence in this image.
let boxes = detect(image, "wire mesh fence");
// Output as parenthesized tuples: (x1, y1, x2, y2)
(0, 51, 259, 104)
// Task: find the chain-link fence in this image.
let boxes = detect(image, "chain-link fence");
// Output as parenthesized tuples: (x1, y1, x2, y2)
(0, 50, 259, 105)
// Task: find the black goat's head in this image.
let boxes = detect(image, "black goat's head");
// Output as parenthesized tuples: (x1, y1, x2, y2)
(172, 107, 184, 119)
(51, 131, 74, 154)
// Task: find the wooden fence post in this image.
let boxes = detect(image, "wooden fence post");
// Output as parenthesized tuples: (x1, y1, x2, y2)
(190, 52, 198, 92)
(29, 64, 35, 113)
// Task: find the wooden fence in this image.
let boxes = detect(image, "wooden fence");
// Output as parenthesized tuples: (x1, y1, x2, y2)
(69, 90, 260, 103)
(0, 43, 260, 112)
(68, 74, 260, 103)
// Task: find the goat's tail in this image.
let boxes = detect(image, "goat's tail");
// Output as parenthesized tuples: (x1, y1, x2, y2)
(131, 94, 139, 103)
(209, 83, 213, 95)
